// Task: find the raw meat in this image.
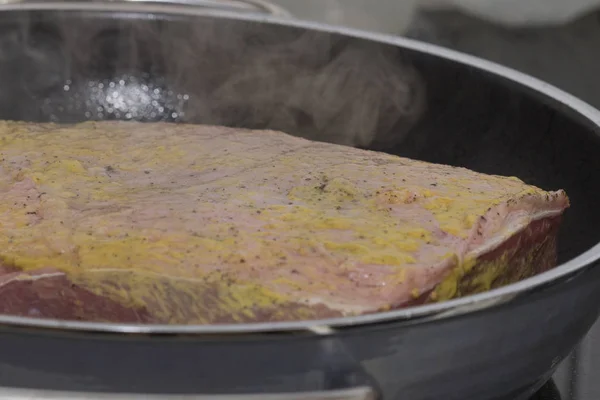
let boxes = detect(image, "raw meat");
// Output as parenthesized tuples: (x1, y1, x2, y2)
(0, 121, 569, 324)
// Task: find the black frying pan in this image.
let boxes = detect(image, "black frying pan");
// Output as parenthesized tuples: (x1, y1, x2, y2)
(0, 2, 598, 400)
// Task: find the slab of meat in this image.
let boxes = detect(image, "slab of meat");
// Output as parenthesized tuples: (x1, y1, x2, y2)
(0, 121, 569, 324)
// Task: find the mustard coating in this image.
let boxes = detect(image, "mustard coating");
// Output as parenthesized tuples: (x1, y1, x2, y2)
(0, 121, 567, 322)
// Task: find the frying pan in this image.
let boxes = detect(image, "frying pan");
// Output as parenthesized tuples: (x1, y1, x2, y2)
(0, 1, 598, 399)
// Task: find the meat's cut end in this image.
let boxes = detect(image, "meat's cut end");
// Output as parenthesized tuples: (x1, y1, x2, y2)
(0, 270, 153, 323)
(0, 121, 570, 325)
(0, 268, 344, 324)
(419, 214, 561, 306)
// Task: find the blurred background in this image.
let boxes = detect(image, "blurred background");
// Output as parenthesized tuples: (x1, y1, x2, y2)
(272, 0, 600, 110)
(270, 1, 600, 398)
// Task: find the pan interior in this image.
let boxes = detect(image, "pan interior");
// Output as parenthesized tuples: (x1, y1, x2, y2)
(0, 8, 598, 330)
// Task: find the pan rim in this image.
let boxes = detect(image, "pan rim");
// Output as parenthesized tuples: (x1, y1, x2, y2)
(0, 2, 598, 335)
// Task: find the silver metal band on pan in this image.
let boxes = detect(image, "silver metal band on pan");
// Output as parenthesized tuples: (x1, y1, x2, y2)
(0, 386, 376, 400)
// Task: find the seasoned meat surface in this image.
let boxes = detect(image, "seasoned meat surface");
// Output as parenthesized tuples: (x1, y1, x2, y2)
(0, 121, 569, 324)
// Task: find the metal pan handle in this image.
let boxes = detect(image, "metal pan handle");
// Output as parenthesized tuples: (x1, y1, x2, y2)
(0, 331, 378, 399)
(0, 386, 377, 399)
(0, 0, 293, 18)
(114, 0, 292, 17)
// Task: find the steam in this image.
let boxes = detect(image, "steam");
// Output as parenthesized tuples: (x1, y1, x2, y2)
(0, 10, 426, 149)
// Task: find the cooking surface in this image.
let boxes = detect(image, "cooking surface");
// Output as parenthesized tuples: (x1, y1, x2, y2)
(503, 340, 598, 399)
(550, 330, 600, 399)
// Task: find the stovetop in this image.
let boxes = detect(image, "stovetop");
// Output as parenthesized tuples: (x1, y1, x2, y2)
(531, 318, 600, 400)
(532, 380, 562, 400)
